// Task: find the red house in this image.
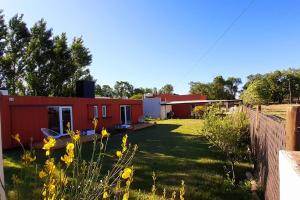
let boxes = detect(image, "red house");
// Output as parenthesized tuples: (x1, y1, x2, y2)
(0, 95, 143, 149)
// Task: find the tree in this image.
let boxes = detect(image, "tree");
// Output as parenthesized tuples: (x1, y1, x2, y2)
(130, 93, 143, 100)
(0, 10, 7, 87)
(159, 84, 174, 94)
(65, 37, 93, 96)
(190, 76, 241, 100)
(0, 14, 30, 95)
(241, 79, 271, 105)
(225, 77, 242, 99)
(101, 85, 114, 98)
(95, 84, 102, 96)
(49, 33, 74, 96)
(201, 107, 250, 182)
(114, 81, 134, 98)
(24, 19, 53, 96)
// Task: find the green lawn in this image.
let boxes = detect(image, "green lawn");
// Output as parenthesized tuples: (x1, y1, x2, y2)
(3, 119, 253, 200)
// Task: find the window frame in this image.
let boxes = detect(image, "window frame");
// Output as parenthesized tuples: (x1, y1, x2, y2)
(102, 105, 107, 118)
(48, 106, 73, 134)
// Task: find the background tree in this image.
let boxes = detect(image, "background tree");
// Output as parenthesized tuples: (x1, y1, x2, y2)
(24, 19, 53, 96)
(49, 33, 74, 96)
(114, 81, 134, 98)
(190, 76, 241, 100)
(0, 10, 7, 87)
(101, 85, 114, 98)
(159, 84, 174, 94)
(0, 14, 30, 95)
(130, 93, 143, 100)
(241, 79, 271, 105)
(64, 37, 93, 96)
(95, 84, 102, 96)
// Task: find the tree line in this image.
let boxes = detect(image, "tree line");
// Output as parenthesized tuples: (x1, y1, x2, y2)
(0, 11, 93, 96)
(241, 68, 300, 105)
(95, 82, 174, 99)
(189, 76, 242, 100)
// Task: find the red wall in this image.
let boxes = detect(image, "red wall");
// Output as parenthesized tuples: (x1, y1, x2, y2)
(172, 103, 204, 118)
(0, 96, 143, 149)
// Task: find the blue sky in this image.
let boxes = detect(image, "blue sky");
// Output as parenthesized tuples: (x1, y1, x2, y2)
(2, 0, 300, 93)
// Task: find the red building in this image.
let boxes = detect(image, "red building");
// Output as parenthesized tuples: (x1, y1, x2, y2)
(0, 95, 143, 149)
(158, 94, 207, 118)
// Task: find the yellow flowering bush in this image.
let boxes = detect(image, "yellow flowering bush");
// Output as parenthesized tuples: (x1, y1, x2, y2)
(6, 118, 185, 200)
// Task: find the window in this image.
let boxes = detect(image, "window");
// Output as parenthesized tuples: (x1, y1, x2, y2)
(102, 105, 107, 118)
(48, 106, 73, 134)
(93, 105, 99, 119)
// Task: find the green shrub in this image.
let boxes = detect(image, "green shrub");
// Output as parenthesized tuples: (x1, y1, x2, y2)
(200, 106, 250, 181)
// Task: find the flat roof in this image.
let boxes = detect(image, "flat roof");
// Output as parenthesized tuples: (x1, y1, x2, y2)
(160, 99, 241, 105)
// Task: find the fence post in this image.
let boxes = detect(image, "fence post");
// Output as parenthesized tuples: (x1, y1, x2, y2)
(286, 106, 300, 151)
(0, 110, 5, 200)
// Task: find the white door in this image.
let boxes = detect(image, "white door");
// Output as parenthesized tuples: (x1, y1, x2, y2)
(59, 106, 73, 134)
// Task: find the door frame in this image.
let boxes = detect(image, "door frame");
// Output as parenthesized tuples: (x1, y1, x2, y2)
(120, 105, 131, 125)
(58, 106, 73, 134)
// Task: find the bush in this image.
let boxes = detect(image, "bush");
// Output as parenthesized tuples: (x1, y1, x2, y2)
(200, 106, 250, 181)
(191, 105, 206, 119)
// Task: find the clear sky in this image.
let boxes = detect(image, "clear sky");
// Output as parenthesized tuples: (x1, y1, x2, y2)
(2, 0, 300, 94)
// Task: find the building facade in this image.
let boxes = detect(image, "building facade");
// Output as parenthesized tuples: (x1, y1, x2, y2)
(0, 95, 143, 149)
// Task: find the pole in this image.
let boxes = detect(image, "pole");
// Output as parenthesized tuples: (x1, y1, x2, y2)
(0, 107, 5, 200)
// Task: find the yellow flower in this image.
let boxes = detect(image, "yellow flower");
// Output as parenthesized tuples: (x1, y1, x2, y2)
(45, 159, 56, 174)
(122, 134, 128, 152)
(43, 137, 56, 156)
(116, 151, 122, 158)
(66, 143, 74, 153)
(61, 143, 75, 166)
(103, 191, 109, 199)
(72, 130, 80, 142)
(12, 133, 21, 143)
(101, 128, 110, 138)
(122, 168, 132, 180)
(39, 170, 47, 179)
(61, 154, 73, 166)
(123, 192, 129, 200)
(21, 152, 36, 164)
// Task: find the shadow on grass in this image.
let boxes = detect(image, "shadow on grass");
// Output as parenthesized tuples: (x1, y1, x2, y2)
(4, 123, 253, 200)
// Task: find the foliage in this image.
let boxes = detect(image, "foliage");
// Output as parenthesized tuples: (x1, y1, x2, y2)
(114, 81, 134, 98)
(200, 106, 250, 181)
(159, 84, 174, 94)
(241, 79, 271, 105)
(0, 11, 93, 96)
(191, 105, 206, 119)
(130, 93, 144, 100)
(3, 120, 185, 200)
(243, 68, 300, 103)
(190, 76, 241, 100)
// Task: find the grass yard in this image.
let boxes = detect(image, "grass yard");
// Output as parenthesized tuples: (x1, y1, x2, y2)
(3, 119, 253, 200)
(261, 104, 298, 120)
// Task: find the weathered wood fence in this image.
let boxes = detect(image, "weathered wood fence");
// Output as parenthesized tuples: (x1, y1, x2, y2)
(243, 105, 300, 200)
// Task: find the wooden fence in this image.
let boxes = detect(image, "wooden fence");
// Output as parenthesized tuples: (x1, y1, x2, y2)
(243, 105, 300, 200)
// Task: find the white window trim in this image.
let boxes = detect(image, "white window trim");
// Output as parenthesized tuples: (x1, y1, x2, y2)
(102, 105, 107, 118)
(49, 106, 73, 134)
(59, 106, 73, 134)
(93, 105, 99, 119)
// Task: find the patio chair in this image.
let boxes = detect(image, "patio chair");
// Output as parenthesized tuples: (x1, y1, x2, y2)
(41, 128, 68, 139)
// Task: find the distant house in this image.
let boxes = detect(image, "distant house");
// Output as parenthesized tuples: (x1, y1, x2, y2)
(0, 91, 143, 149)
(144, 94, 207, 119)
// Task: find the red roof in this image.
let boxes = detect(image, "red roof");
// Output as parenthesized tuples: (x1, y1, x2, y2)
(157, 94, 207, 102)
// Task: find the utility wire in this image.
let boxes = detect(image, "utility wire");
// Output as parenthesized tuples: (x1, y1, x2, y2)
(177, 0, 256, 85)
